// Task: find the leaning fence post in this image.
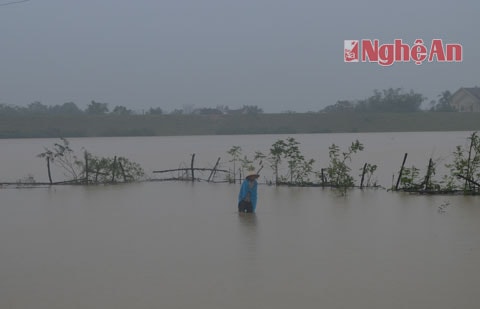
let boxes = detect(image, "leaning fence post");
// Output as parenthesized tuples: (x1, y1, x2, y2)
(423, 158, 433, 191)
(207, 157, 221, 182)
(465, 135, 475, 191)
(395, 153, 408, 190)
(360, 163, 367, 189)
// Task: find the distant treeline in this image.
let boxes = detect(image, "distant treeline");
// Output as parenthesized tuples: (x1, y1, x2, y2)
(0, 101, 264, 116)
(0, 88, 454, 117)
(321, 88, 455, 113)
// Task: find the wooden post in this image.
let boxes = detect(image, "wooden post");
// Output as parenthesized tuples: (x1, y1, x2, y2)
(207, 157, 221, 182)
(111, 156, 117, 183)
(423, 158, 433, 190)
(84, 151, 89, 185)
(190, 154, 195, 182)
(465, 136, 475, 191)
(395, 153, 408, 190)
(360, 163, 367, 189)
(47, 157, 53, 184)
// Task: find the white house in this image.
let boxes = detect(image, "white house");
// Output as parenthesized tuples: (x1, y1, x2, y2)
(450, 87, 480, 112)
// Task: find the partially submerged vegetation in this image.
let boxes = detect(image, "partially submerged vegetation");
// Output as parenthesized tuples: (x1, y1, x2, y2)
(2, 133, 479, 196)
(35, 138, 145, 185)
(395, 132, 480, 194)
(224, 137, 377, 195)
(221, 134, 479, 195)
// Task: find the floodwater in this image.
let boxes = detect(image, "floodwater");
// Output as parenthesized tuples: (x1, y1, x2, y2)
(1, 132, 479, 308)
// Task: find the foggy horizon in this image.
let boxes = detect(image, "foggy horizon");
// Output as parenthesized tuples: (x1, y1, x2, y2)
(1, 0, 478, 113)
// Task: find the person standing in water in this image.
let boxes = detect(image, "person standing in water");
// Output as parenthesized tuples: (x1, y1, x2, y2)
(238, 172, 259, 213)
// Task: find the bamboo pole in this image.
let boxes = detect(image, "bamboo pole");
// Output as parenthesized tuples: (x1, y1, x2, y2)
(423, 158, 433, 190)
(207, 157, 221, 182)
(360, 163, 367, 189)
(153, 167, 230, 174)
(47, 157, 53, 184)
(395, 153, 408, 190)
(465, 135, 475, 191)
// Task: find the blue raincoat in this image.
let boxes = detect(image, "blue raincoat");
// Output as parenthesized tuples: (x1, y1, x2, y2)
(238, 179, 258, 212)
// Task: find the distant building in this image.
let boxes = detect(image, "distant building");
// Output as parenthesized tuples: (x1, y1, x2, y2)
(450, 87, 480, 112)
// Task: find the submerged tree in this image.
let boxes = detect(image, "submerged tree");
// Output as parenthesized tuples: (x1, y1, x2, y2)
(265, 137, 314, 185)
(325, 140, 364, 194)
(283, 137, 314, 185)
(239, 155, 254, 177)
(268, 139, 287, 185)
(37, 138, 82, 183)
(82, 153, 144, 184)
(37, 138, 144, 184)
(359, 163, 378, 188)
(443, 132, 480, 192)
(399, 165, 421, 190)
(227, 148, 263, 182)
(227, 146, 242, 183)
(227, 137, 314, 186)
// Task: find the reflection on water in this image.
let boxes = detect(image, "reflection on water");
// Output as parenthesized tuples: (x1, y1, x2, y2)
(237, 213, 258, 259)
(237, 212, 258, 231)
(1, 133, 480, 308)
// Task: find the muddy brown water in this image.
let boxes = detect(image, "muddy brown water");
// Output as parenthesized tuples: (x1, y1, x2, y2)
(1, 132, 479, 308)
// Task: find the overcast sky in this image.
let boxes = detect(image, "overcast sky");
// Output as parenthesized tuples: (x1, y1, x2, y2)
(1, 0, 478, 113)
